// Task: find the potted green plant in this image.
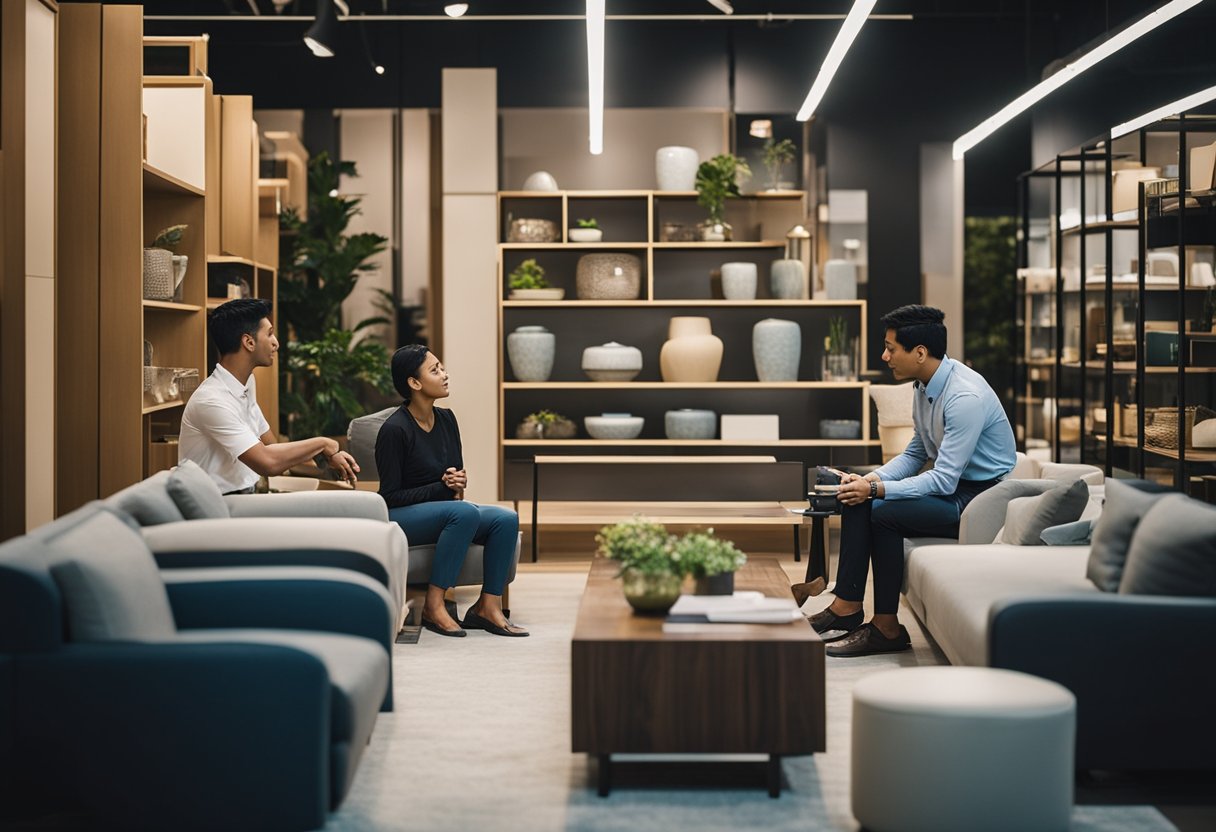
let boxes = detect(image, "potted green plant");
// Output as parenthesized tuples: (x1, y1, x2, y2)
(761, 138, 797, 192)
(674, 529, 746, 595)
(515, 409, 576, 439)
(596, 516, 683, 614)
(695, 153, 751, 241)
(508, 258, 564, 300)
(277, 152, 395, 440)
(822, 316, 855, 381)
(569, 217, 603, 243)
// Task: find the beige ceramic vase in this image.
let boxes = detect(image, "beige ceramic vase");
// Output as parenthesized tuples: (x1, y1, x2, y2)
(660, 316, 724, 382)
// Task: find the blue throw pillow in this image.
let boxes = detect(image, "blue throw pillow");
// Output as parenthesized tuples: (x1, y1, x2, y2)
(1040, 518, 1095, 546)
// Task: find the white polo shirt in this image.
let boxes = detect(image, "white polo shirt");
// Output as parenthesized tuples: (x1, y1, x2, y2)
(179, 364, 270, 493)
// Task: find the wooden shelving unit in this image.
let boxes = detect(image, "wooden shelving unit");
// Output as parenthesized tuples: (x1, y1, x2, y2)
(497, 189, 876, 484)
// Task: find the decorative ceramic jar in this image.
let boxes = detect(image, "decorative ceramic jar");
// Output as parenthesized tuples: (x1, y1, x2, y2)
(700, 220, 733, 242)
(660, 221, 697, 242)
(576, 253, 641, 300)
(664, 409, 716, 440)
(506, 326, 556, 382)
(753, 318, 801, 382)
(584, 413, 645, 440)
(581, 341, 643, 382)
(569, 227, 603, 242)
(820, 419, 862, 439)
(620, 568, 682, 615)
(770, 259, 804, 299)
(824, 259, 858, 300)
(655, 146, 699, 191)
(507, 218, 559, 243)
(522, 170, 559, 191)
(660, 317, 724, 383)
(721, 262, 758, 300)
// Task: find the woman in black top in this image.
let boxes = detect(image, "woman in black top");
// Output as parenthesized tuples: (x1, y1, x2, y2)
(377, 345, 526, 638)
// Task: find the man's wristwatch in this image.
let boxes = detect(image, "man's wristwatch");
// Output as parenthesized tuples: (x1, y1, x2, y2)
(869, 480, 879, 500)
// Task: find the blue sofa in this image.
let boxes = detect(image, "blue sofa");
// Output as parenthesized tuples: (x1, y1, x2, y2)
(0, 501, 394, 832)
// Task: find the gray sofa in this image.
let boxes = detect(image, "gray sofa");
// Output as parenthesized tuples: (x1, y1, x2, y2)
(104, 461, 411, 632)
(0, 502, 393, 831)
(900, 463, 1216, 771)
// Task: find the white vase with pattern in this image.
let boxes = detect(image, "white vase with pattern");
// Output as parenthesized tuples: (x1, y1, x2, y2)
(506, 326, 555, 382)
(660, 317, 723, 382)
(753, 318, 801, 382)
(770, 259, 805, 299)
(655, 146, 699, 191)
(721, 262, 758, 300)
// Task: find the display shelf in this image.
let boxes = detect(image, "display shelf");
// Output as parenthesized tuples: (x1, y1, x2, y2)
(141, 400, 185, 415)
(207, 254, 275, 270)
(142, 300, 203, 312)
(503, 439, 880, 448)
(502, 299, 864, 308)
(143, 162, 205, 197)
(1060, 219, 1138, 235)
(501, 242, 650, 250)
(504, 381, 868, 390)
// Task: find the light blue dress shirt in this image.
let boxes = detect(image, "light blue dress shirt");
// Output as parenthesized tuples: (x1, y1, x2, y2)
(874, 356, 1016, 500)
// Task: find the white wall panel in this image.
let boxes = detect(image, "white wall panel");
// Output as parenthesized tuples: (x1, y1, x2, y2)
(400, 108, 431, 308)
(339, 109, 394, 342)
(441, 69, 497, 194)
(143, 85, 207, 189)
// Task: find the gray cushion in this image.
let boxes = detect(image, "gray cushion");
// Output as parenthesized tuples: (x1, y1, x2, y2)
(1040, 518, 1096, 546)
(958, 479, 1059, 545)
(1002, 479, 1090, 545)
(1087, 479, 1172, 592)
(1119, 496, 1216, 596)
(106, 471, 185, 526)
(46, 506, 177, 641)
(167, 460, 231, 520)
(347, 407, 396, 482)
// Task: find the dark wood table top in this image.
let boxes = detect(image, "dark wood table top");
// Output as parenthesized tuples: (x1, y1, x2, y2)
(573, 556, 820, 643)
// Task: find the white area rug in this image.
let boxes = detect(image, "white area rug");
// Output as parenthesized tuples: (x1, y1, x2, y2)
(323, 570, 1176, 832)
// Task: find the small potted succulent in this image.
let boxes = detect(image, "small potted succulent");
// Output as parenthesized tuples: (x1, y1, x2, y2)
(675, 529, 746, 595)
(507, 258, 564, 300)
(761, 138, 797, 192)
(695, 154, 751, 242)
(569, 217, 603, 243)
(596, 516, 683, 614)
(515, 409, 576, 439)
(822, 315, 855, 381)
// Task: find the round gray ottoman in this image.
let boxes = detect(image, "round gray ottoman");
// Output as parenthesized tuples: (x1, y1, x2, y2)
(852, 667, 1075, 832)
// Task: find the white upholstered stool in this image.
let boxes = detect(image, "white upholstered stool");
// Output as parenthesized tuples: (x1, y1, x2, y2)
(852, 666, 1075, 832)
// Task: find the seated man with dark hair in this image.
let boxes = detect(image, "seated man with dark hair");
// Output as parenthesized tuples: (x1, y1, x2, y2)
(179, 298, 359, 494)
(809, 304, 1017, 657)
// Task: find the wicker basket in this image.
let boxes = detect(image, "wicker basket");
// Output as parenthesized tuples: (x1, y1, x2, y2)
(1144, 406, 1216, 449)
(174, 368, 200, 400)
(142, 248, 175, 300)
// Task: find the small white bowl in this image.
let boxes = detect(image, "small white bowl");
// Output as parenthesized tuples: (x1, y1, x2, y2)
(584, 415, 645, 440)
(508, 288, 565, 300)
(569, 228, 603, 243)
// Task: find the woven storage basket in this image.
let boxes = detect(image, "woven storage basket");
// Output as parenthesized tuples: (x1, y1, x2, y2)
(142, 248, 174, 300)
(1144, 406, 1215, 449)
(173, 368, 200, 399)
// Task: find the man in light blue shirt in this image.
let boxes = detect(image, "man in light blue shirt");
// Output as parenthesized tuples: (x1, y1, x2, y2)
(810, 305, 1016, 657)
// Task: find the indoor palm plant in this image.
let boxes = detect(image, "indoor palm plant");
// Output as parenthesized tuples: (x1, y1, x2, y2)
(596, 516, 683, 614)
(674, 529, 746, 595)
(278, 152, 394, 439)
(694, 153, 751, 241)
(761, 138, 797, 191)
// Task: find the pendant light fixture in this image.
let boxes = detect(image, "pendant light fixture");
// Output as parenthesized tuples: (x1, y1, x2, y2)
(586, 0, 605, 155)
(953, 0, 1204, 159)
(304, 0, 347, 58)
(795, 0, 877, 122)
(1111, 83, 1216, 139)
(444, 4, 469, 17)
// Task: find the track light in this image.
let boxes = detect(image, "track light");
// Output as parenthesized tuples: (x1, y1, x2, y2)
(954, 0, 1204, 159)
(444, 3, 469, 17)
(375, 64, 385, 74)
(304, 0, 343, 57)
(586, 0, 605, 155)
(796, 0, 876, 122)
(1111, 83, 1216, 139)
(706, 0, 733, 13)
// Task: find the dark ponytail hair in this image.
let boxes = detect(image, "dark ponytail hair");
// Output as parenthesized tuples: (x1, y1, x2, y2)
(391, 344, 430, 402)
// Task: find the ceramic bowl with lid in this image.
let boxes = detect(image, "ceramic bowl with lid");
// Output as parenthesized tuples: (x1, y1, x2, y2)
(582, 341, 643, 382)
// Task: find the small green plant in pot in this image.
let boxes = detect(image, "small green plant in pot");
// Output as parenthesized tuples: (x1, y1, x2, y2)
(695, 154, 751, 241)
(509, 258, 548, 290)
(570, 217, 603, 243)
(516, 409, 576, 439)
(674, 529, 746, 595)
(823, 316, 854, 381)
(596, 516, 683, 614)
(761, 138, 797, 191)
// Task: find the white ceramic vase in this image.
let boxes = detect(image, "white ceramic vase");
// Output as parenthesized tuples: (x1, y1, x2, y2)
(522, 170, 559, 191)
(664, 409, 716, 439)
(655, 146, 699, 191)
(506, 326, 556, 382)
(753, 318, 801, 382)
(824, 259, 858, 300)
(721, 262, 758, 300)
(582, 341, 643, 382)
(660, 317, 723, 382)
(770, 259, 804, 299)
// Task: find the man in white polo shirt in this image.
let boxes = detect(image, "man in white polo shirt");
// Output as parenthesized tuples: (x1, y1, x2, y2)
(180, 298, 359, 494)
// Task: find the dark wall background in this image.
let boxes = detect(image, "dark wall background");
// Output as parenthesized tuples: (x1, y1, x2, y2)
(138, 1, 1215, 368)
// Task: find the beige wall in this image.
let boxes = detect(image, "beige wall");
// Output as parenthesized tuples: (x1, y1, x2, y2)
(338, 109, 395, 343)
(441, 69, 498, 502)
(400, 108, 431, 309)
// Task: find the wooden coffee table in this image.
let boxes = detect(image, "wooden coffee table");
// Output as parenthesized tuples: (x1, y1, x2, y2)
(571, 557, 826, 796)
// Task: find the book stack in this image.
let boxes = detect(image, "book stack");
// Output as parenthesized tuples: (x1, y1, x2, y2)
(662, 591, 803, 633)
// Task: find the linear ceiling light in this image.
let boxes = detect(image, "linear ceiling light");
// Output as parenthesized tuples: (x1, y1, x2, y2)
(953, 0, 1204, 159)
(304, 0, 348, 57)
(706, 0, 734, 14)
(444, 3, 469, 17)
(587, 0, 605, 155)
(1111, 82, 1216, 138)
(795, 0, 877, 122)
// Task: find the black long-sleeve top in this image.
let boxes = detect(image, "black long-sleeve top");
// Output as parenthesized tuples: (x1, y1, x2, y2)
(376, 405, 464, 508)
